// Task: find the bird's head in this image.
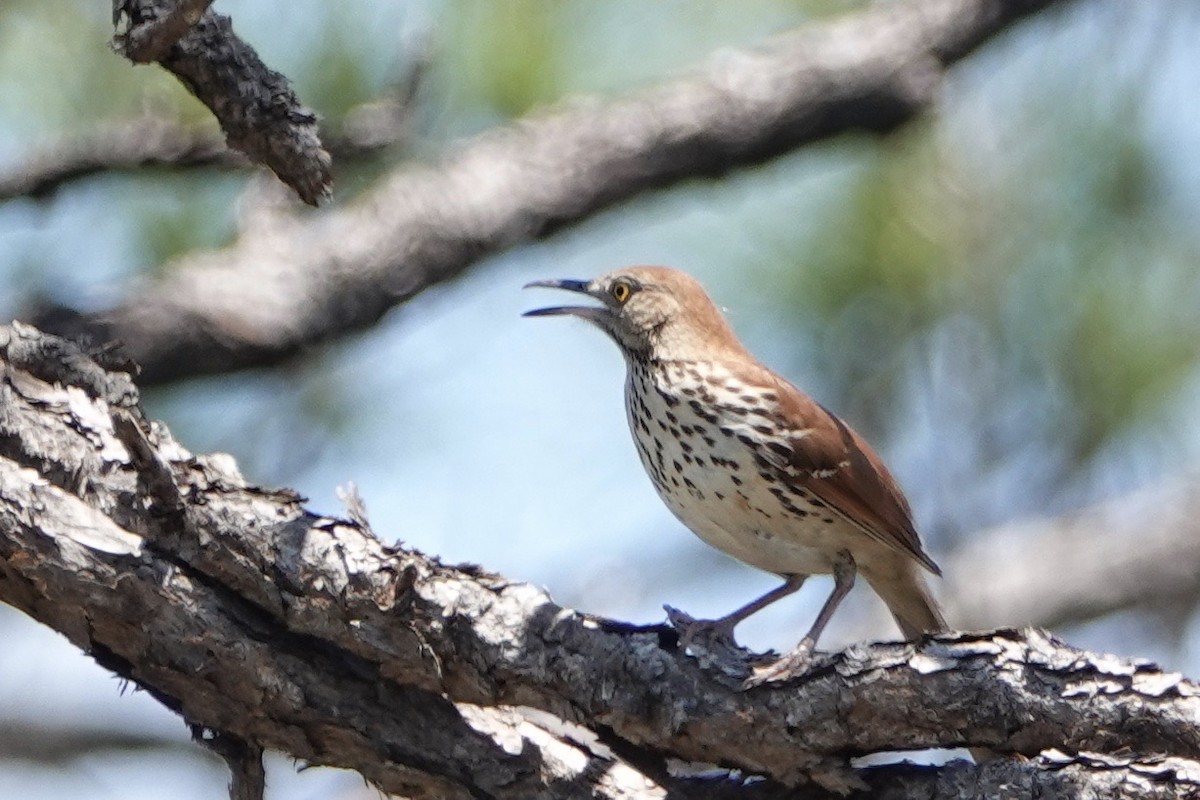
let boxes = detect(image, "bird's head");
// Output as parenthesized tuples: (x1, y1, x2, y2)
(523, 266, 746, 361)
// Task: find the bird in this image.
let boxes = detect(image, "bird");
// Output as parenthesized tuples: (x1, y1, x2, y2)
(523, 266, 945, 686)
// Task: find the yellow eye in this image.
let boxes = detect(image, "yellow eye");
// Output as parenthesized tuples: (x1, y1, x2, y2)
(611, 281, 632, 303)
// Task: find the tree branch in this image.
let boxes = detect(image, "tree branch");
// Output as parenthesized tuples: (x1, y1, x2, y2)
(941, 479, 1200, 631)
(31, 0, 1068, 385)
(0, 724, 195, 764)
(0, 100, 415, 204)
(115, 0, 217, 62)
(2, 321, 1198, 800)
(0, 57, 424, 204)
(111, 0, 331, 204)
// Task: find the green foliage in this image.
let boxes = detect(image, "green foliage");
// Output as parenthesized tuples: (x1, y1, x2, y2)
(737, 46, 1200, 472)
(0, 1, 209, 134)
(444, 0, 568, 118)
(121, 174, 243, 273)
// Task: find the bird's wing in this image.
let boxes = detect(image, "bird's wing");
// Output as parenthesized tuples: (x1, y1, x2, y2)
(725, 360, 941, 575)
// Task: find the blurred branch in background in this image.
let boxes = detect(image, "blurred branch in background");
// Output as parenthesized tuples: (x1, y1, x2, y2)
(841, 478, 1200, 645)
(23, 0, 1067, 385)
(3, 322, 1199, 800)
(111, 0, 330, 204)
(0, 723, 195, 765)
(942, 478, 1200, 631)
(0, 68, 423, 203)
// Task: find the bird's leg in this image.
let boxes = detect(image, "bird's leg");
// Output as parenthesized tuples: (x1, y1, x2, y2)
(666, 574, 807, 651)
(742, 552, 856, 689)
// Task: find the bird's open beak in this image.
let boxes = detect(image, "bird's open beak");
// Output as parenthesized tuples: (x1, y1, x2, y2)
(522, 279, 610, 324)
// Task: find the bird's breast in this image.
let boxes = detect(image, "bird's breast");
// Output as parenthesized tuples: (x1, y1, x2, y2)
(623, 361, 854, 576)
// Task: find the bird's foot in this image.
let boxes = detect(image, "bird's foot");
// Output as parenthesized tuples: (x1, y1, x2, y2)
(741, 640, 815, 690)
(663, 606, 739, 652)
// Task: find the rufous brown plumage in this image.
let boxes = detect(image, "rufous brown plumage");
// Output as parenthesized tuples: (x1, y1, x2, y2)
(525, 266, 945, 686)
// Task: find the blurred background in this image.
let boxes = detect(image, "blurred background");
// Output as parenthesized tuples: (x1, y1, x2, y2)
(2, 0, 1200, 796)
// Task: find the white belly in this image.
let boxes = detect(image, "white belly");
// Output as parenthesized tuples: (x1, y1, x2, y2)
(624, 361, 858, 577)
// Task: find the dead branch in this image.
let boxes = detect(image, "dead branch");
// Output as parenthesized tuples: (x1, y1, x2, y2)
(114, 0, 217, 62)
(32, 0, 1068, 384)
(2, 320, 1198, 799)
(111, 0, 330, 204)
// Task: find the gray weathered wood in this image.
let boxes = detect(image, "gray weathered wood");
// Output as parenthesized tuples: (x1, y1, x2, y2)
(3, 321, 1198, 798)
(111, 0, 331, 204)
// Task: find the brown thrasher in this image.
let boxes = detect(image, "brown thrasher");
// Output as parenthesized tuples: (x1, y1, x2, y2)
(524, 266, 945, 686)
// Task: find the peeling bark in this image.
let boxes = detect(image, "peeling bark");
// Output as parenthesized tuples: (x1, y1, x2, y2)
(3, 323, 1199, 798)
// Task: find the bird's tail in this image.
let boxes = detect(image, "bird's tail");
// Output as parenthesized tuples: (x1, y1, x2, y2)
(866, 565, 947, 638)
(870, 564, 991, 761)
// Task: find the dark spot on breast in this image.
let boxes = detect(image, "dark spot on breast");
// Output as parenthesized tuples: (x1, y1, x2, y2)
(752, 424, 774, 435)
(666, 411, 678, 424)
(719, 427, 735, 437)
(673, 460, 683, 473)
(769, 487, 809, 517)
(703, 436, 717, 447)
(714, 491, 724, 500)
(680, 440, 693, 453)
(731, 475, 743, 486)
(823, 517, 835, 524)
(767, 442, 791, 458)
(737, 434, 756, 447)
(668, 427, 680, 438)
(762, 392, 778, 402)
(740, 395, 759, 404)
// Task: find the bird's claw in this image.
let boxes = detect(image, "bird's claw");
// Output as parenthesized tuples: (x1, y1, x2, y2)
(663, 605, 739, 651)
(740, 640, 815, 689)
